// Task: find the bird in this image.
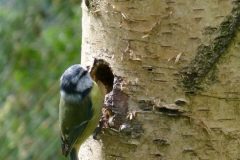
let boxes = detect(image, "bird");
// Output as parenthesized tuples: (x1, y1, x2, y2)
(59, 64, 104, 160)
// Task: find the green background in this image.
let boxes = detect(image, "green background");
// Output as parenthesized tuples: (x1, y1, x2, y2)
(0, 0, 82, 159)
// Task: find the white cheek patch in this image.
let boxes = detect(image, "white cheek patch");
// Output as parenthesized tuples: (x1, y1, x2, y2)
(61, 90, 82, 102)
(76, 74, 93, 92)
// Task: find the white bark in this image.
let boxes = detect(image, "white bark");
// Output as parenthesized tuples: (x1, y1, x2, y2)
(80, 0, 240, 159)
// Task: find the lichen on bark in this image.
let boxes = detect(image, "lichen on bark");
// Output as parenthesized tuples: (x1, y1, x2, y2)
(180, 0, 240, 94)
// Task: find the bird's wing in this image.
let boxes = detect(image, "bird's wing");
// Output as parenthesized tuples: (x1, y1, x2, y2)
(61, 120, 89, 156)
(60, 96, 93, 157)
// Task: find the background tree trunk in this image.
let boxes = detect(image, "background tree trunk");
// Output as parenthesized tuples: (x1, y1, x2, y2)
(80, 0, 240, 159)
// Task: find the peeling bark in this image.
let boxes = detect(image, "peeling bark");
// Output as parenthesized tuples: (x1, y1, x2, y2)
(80, 0, 240, 159)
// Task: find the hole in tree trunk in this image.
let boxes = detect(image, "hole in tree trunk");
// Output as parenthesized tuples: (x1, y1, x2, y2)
(89, 59, 129, 130)
(90, 59, 114, 94)
(89, 59, 142, 138)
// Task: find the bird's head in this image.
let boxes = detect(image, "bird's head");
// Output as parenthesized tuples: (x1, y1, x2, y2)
(60, 64, 93, 101)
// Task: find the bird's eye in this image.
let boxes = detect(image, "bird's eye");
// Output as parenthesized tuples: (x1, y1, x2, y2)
(79, 70, 88, 79)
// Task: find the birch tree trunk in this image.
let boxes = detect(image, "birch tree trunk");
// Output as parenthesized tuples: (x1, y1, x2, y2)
(80, 0, 240, 159)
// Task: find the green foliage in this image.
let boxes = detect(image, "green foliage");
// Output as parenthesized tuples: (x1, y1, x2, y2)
(0, 0, 82, 159)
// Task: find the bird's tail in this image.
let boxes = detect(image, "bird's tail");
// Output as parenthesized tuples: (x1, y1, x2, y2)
(69, 148, 78, 160)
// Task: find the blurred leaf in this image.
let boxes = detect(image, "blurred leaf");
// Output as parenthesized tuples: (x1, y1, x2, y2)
(0, 0, 82, 159)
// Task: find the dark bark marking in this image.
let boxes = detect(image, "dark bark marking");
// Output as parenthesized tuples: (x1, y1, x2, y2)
(180, 1, 240, 94)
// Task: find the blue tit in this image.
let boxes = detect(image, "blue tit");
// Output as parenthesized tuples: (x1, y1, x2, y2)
(59, 64, 104, 160)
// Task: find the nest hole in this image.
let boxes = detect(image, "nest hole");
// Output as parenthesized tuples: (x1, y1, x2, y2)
(90, 59, 114, 93)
